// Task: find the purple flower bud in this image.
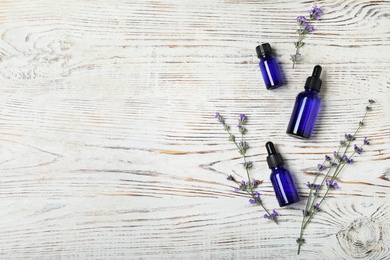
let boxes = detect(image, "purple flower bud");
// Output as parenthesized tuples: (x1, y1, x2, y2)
(238, 114, 247, 125)
(305, 24, 314, 32)
(296, 15, 307, 25)
(326, 180, 340, 189)
(309, 6, 323, 20)
(226, 175, 235, 181)
(354, 144, 363, 154)
(317, 164, 326, 171)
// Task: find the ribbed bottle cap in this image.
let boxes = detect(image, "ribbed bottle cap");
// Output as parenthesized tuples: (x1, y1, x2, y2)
(265, 141, 284, 168)
(304, 65, 322, 92)
(256, 43, 273, 58)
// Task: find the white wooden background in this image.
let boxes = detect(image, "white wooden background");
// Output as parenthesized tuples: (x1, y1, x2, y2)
(0, 0, 389, 259)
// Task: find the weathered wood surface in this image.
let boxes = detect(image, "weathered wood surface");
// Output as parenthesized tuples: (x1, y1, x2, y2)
(0, 0, 389, 259)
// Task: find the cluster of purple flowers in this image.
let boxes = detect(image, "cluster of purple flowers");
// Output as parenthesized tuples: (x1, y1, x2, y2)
(325, 180, 339, 189)
(249, 191, 261, 204)
(291, 6, 323, 68)
(333, 151, 354, 164)
(238, 141, 249, 155)
(232, 179, 261, 192)
(306, 181, 320, 195)
(264, 210, 278, 220)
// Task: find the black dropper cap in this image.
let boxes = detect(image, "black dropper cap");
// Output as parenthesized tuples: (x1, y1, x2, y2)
(266, 141, 284, 169)
(304, 65, 322, 92)
(256, 43, 273, 58)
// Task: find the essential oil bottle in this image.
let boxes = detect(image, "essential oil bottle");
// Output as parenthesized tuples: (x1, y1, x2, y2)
(286, 65, 323, 139)
(256, 43, 284, 90)
(265, 141, 299, 207)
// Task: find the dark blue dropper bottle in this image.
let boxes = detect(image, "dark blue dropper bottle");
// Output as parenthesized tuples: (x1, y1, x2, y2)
(266, 141, 300, 207)
(256, 43, 284, 90)
(286, 65, 323, 139)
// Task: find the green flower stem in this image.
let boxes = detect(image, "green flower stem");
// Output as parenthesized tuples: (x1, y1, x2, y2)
(224, 126, 278, 224)
(292, 17, 315, 69)
(297, 102, 372, 255)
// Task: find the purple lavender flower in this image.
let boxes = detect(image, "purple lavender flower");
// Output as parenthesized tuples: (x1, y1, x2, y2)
(296, 15, 307, 25)
(340, 140, 347, 146)
(366, 106, 372, 111)
(227, 175, 235, 181)
(223, 122, 229, 130)
(309, 6, 323, 20)
(317, 164, 326, 171)
(249, 191, 261, 204)
(215, 112, 224, 124)
(302, 210, 310, 217)
(364, 137, 370, 145)
(359, 121, 364, 126)
(313, 203, 321, 211)
(237, 124, 247, 134)
(291, 6, 323, 68)
(345, 133, 355, 141)
(306, 181, 320, 190)
(334, 151, 342, 162)
(238, 114, 247, 125)
(326, 180, 339, 189)
(369, 99, 375, 104)
(290, 53, 301, 63)
(343, 155, 354, 164)
(354, 144, 363, 154)
(304, 24, 314, 33)
(325, 155, 331, 161)
(264, 210, 278, 219)
(238, 141, 249, 155)
(252, 179, 260, 188)
(235, 180, 248, 191)
(243, 161, 253, 169)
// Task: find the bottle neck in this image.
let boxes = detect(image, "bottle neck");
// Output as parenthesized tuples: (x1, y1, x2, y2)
(258, 53, 273, 60)
(304, 87, 320, 93)
(271, 165, 284, 172)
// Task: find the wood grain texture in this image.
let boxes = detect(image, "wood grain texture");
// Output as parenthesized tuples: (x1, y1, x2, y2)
(0, 0, 389, 259)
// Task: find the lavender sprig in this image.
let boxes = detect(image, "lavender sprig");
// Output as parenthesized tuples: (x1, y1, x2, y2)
(297, 99, 375, 255)
(215, 113, 278, 224)
(291, 6, 323, 68)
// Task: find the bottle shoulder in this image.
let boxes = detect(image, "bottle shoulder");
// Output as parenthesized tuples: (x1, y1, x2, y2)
(297, 89, 321, 100)
(270, 166, 290, 176)
(259, 55, 276, 62)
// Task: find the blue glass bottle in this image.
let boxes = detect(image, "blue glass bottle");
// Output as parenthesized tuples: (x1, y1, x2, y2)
(256, 43, 284, 90)
(265, 141, 299, 207)
(286, 65, 322, 139)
